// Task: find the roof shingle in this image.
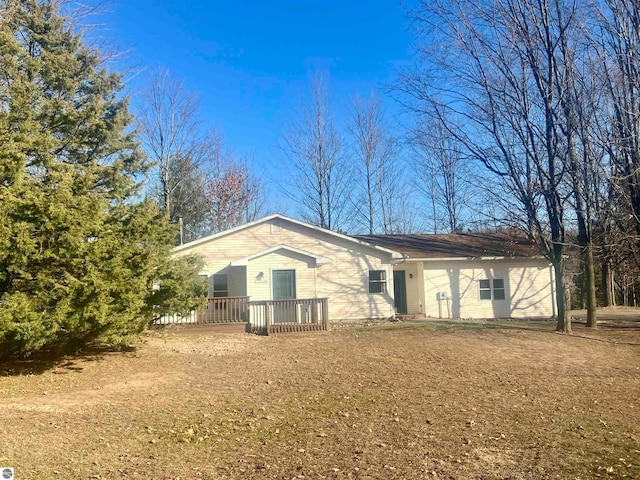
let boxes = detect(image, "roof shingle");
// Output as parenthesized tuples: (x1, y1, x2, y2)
(353, 233, 539, 259)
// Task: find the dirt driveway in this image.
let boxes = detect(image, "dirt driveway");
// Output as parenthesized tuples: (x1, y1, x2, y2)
(0, 318, 638, 479)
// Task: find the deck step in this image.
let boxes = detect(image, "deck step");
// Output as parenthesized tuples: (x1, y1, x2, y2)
(396, 313, 427, 320)
(174, 322, 249, 335)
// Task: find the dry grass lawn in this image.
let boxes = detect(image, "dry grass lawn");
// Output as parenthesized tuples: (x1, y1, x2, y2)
(1, 316, 639, 479)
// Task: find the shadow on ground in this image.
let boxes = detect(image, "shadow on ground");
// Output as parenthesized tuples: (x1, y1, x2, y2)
(364, 308, 640, 341)
(0, 344, 135, 377)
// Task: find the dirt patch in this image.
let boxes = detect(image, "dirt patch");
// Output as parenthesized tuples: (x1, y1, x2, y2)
(146, 330, 267, 357)
(1, 320, 639, 479)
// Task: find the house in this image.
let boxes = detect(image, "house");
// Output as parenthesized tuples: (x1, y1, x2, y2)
(172, 214, 556, 331)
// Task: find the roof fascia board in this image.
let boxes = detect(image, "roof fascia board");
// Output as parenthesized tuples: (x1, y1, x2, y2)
(393, 256, 549, 263)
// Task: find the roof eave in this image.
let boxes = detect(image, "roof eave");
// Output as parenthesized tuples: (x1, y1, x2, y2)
(394, 255, 549, 263)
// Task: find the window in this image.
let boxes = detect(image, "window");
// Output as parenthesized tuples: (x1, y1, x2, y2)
(212, 274, 229, 298)
(273, 270, 296, 300)
(479, 278, 506, 300)
(369, 270, 387, 294)
(479, 279, 492, 300)
(492, 279, 506, 300)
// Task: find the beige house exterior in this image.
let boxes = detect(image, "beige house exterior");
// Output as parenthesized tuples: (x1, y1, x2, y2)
(175, 214, 556, 322)
(174, 214, 402, 320)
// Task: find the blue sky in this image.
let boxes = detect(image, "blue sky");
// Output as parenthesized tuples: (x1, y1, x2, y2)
(103, 0, 414, 193)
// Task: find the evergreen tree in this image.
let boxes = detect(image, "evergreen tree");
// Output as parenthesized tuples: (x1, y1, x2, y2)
(0, 0, 205, 357)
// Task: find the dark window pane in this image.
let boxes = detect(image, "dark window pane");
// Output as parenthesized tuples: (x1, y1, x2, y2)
(493, 279, 504, 289)
(479, 290, 492, 300)
(370, 270, 385, 281)
(479, 279, 491, 300)
(369, 270, 386, 294)
(273, 270, 296, 299)
(213, 274, 228, 290)
(212, 274, 229, 297)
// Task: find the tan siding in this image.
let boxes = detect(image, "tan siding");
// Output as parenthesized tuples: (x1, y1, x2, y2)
(316, 263, 395, 319)
(394, 263, 423, 314)
(421, 260, 555, 319)
(174, 218, 396, 319)
(508, 264, 556, 317)
(416, 261, 426, 315)
(246, 251, 316, 301)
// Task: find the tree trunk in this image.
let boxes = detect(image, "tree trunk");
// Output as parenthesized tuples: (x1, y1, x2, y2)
(574, 185, 597, 327)
(368, 173, 375, 235)
(609, 266, 616, 306)
(553, 253, 571, 333)
(603, 263, 610, 306)
(583, 242, 597, 327)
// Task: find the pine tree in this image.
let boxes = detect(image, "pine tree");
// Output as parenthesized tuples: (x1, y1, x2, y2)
(0, 0, 205, 357)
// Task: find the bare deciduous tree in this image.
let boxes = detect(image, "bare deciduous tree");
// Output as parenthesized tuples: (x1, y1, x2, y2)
(206, 166, 249, 233)
(278, 74, 351, 231)
(411, 118, 471, 233)
(347, 93, 401, 234)
(138, 71, 266, 241)
(137, 69, 210, 230)
(594, 0, 640, 245)
(202, 130, 266, 234)
(403, 0, 591, 332)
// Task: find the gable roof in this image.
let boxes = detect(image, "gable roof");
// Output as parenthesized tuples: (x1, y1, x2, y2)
(353, 232, 540, 260)
(229, 245, 332, 266)
(173, 214, 404, 259)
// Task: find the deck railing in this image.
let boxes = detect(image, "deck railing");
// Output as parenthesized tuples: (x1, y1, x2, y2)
(155, 296, 329, 334)
(198, 296, 250, 324)
(154, 310, 199, 325)
(249, 298, 329, 335)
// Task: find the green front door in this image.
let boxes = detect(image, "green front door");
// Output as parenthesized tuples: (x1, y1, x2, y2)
(393, 270, 408, 315)
(273, 270, 296, 299)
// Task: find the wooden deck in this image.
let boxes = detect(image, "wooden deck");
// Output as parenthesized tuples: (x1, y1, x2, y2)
(249, 298, 329, 335)
(156, 297, 329, 335)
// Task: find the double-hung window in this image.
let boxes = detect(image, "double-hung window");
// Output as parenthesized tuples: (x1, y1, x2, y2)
(479, 279, 506, 300)
(368, 270, 387, 294)
(212, 274, 229, 298)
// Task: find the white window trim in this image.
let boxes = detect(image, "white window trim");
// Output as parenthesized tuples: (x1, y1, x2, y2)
(212, 273, 229, 298)
(478, 278, 506, 301)
(368, 270, 387, 294)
